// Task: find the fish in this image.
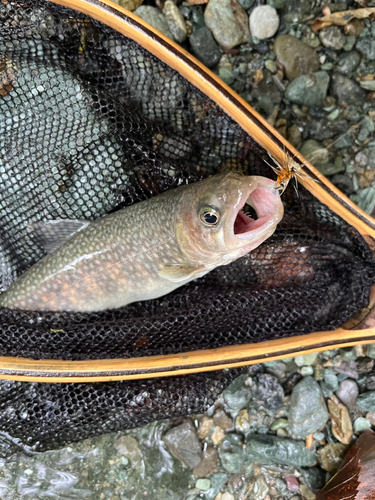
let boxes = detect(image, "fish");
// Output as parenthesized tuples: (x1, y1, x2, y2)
(0, 173, 284, 312)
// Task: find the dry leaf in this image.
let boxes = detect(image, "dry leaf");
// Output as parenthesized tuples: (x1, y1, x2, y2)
(316, 431, 375, 500)
(312, 7, 375, 31)
(188, 0, 208, 4)
(328, 396, 353, 445)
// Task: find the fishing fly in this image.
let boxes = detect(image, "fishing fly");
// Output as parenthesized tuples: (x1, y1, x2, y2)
(265, 151, 314, 195)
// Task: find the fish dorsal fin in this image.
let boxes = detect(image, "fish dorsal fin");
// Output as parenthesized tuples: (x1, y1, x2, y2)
(158, 264, 206, 282)
(30, 219, 90, 254)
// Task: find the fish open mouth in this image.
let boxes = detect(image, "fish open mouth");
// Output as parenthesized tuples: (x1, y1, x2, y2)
(233, 183, 283, 240)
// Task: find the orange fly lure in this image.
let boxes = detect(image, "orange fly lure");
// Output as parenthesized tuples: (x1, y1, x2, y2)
(265, 151, 315, 195)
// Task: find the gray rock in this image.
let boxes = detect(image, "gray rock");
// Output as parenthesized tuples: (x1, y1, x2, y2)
(189, 27, 222, 68)
(218, 67, 235, 85)
(204, 0, 250, 49)
(163, 420, 202, 469)
(213, 410, 233, 430)
(163, 1, 187, 43)
(273, 34, 320, 80)
(358, 116, 375, 143)
(336, 51, 361, 76)
(357, 391, 375, 412)
(336, 379, 359, 408)
(330, 72, 366, 105)
(367, 345, 375, 359)
(254, 373, 284, 410)
(288, 376, 329, 438)
(356, 187, 375, 215)
(300, 140, 329, 166)
(246, 434, 316, 467)
(360, 80, 375, 91)
(203, 473, 228, 500)
(354, 417, 372, 433)
(356, 36, 375, 60)
(315, 162, 345, 176)
(134, 6, 172, 39)
(331, 174, 354, 196)
(294, 353, 318, 367)
(114, 436, 142, 464)
(318, 442, 349, 473)
(238, 0, 255, 9)
(285, 71, 329, 107)
(365, 374, 375, 391)
(324, 368, 339, 391)
(249, 6, 279, 41)
(218, 434, 244, 473)
(193, 447, 218, 478)
(223, 374, 251, 412)
(319, 26, 346, 50)
(334, 360, 358, 379)
(343, 34, 356, 52)
(300, 467, 326, 493)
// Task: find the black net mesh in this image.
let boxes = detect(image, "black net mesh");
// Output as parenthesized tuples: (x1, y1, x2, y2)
(0, 0, 374, 453)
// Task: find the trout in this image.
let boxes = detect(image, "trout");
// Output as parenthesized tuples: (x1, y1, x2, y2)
(0, 173, 284, 312)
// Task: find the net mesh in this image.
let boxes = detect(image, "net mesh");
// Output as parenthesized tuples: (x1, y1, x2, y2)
(0, 0, 374, 453)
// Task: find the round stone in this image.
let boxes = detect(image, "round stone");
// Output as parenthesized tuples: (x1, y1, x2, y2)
(249, 6, 279, 40)
(354, 417, 372, 433)
(196, 479, 211, 491)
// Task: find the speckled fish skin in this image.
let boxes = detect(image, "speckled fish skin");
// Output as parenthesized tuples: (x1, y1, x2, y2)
(0, 173, 283, 312)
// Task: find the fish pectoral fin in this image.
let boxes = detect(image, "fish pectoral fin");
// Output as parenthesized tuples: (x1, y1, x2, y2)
(30, 219, 90, 254)
(158, 264, 206, 282)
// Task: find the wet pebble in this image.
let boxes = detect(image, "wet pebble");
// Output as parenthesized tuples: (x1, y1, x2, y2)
(285, 71, 329, 108)
(163, 420, 202, 469)
(222, 374, 251, 413)
(327, 396, 353, 444)
(353, 417, 372, 433)
(133, 6, 172, 38)
(249, 6, 279, 41)
(319, 26, 346, 51)
(334, 360, 358, 379)
(336, 51, 361, 76)
(294, 353, 318, 367)
(335, 379, 359, 408)
(204, 0, 250, 50)
(213, 410, 234, 431)
(357, 391, 375, 412)
(196, 478, 211, 491)
(300, 467, 326, 493)
(358, 116, 375, 143)
(288, 377, 329, 438)
(246, 434, 316, 467)
(218, 434, 244, 473)
(330, 72, 366, 105)
(285, 474, 299, 492)
(273, 35, 320, 80)
(163, 1, 188, 43)
(114, 436, 142, 464)
(189, 27, 222, 68)
(318, 442, 349, 473)
(331, 174, 354, 196)
(193, 447, 218, 478)
(356, 36, 375, 60)
(254, 373, 284, 410)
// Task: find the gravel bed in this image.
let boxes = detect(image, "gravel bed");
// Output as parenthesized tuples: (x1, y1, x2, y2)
(1, 345, 375, 499)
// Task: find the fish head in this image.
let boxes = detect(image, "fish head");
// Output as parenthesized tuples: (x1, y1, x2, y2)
(176, 172, 284, 267)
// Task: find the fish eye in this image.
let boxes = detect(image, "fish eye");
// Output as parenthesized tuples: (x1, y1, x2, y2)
(199, 206, 220, 227)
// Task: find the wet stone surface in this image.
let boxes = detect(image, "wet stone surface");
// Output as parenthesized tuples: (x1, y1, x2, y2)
(1, 347, 375, 498)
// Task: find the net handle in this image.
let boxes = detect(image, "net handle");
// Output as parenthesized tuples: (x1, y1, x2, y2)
(0, 326, 374, 382)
